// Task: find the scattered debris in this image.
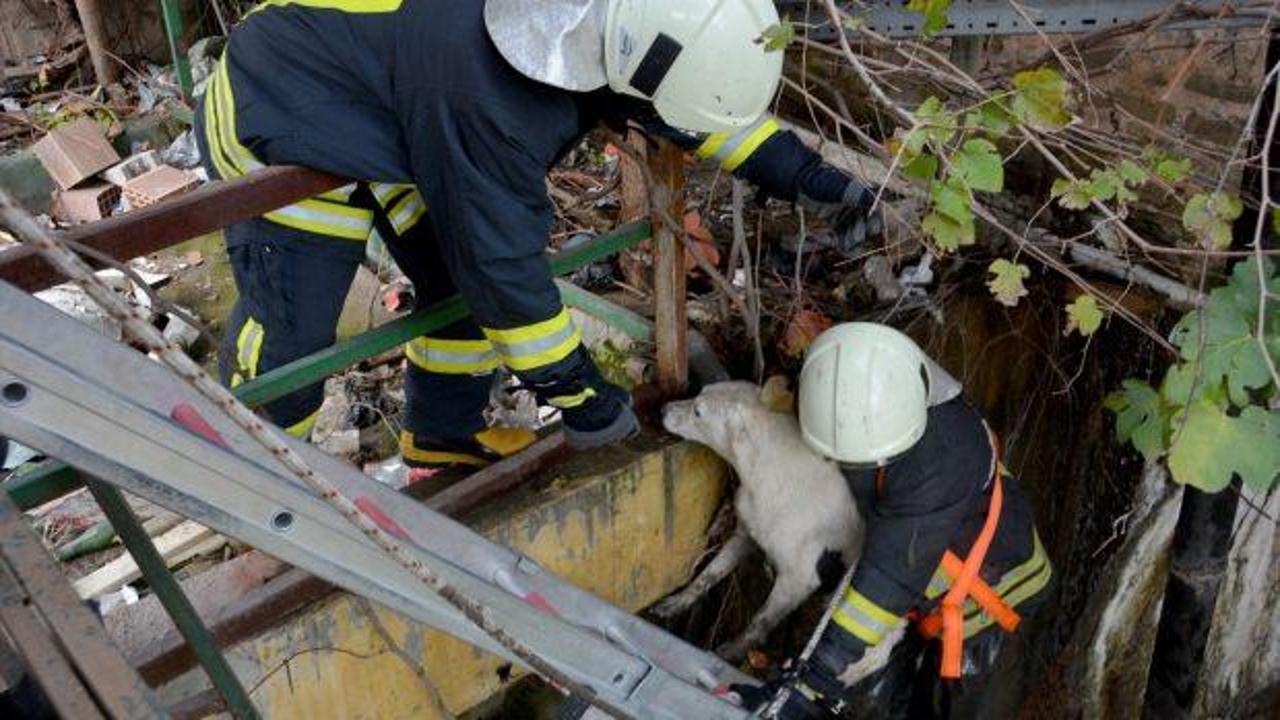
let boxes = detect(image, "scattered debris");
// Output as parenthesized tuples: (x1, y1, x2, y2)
(32, 117, 120, 190)
(51, 182, 119, 223)
(73, 519, 220, 599)
(122, 164, 200, 208)
(101, 150, 162, 187)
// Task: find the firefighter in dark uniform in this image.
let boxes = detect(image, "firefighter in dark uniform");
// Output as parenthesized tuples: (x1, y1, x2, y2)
(747, 323, 1053, 719)
(196, 0, 881, 476)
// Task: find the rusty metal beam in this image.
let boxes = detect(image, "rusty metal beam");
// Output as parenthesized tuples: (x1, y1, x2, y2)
(0, 491, 163, 718)
(0, 166, 343, 293)
(114, 433, 567, 686)
(650, 140, 688, 398)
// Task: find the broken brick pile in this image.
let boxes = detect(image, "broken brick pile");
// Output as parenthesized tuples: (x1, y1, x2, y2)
(34, 118, 201, 224)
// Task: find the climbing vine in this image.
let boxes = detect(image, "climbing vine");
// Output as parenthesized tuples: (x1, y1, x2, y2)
(1106, 258, 1280, 493)
(753, 5, 1279, 489)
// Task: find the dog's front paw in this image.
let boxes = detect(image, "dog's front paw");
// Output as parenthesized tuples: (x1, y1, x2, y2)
(650, 593, 696, 619)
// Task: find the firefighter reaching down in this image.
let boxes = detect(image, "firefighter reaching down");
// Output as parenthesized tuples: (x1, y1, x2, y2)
(742, 323, 1053, 719)
(197, 0, 881, 477)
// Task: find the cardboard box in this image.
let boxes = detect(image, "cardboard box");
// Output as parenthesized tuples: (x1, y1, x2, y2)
(32, 118, 121, 190)
(52, 183, 120, 223)
(122, 165, 201, 208)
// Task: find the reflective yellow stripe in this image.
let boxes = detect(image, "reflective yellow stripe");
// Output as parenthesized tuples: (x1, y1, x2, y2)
(234, 317, 265, 382)
(483, 308, 582, 372)
(203, 56, 372, 241)
(696, 116, 781, 171)
(722, 118, 780, 171)
(387, 191, 427, 235)
(211, 56, 263, 176)
(285, 409, 320, 439)
(548, 388, 596, 409)
(831, 587, 902, 647)
(251, 0, 403, 14)
(405, 337, 500, 375)
(371, 182, 414, 206)
(399, 431, 488, 467)
(696, 132, 731, 161)
(264, 198, 373, 240)
(318, 183, 358, 203)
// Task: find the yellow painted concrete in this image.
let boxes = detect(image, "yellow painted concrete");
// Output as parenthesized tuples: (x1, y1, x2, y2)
(168, 440, 728, 719)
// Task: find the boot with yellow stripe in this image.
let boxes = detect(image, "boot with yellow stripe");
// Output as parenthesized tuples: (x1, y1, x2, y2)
(400, 427, 538, 489)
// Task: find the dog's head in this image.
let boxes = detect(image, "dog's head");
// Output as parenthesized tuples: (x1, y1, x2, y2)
(661, 378, 794, 459)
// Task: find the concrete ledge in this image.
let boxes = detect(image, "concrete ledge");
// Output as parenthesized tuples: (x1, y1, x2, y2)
(155, 437, 728, 718)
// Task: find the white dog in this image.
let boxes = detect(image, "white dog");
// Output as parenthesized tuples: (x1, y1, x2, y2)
(657, 380, 864, 661)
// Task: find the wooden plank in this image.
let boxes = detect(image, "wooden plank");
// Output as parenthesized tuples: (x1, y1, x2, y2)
(650, 139, 688, 398)
(0, 492, 164, 718)
(74, 520, 215, 599)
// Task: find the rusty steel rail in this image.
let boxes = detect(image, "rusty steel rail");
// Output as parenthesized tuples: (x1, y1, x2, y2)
(0, 166, 343, 293)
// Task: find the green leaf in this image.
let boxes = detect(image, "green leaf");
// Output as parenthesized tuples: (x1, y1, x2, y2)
(951, 138, 1004, 193)
(922, 211, 975, 252)
(1011, 67, 1071, 132)
(1066, 294, 1104, 336)
(1118, 159, 1148, 186)
(1089, 170, 1118, 202)
(915, 96, 958, 147)
(986, 259, 1031, 307)
(1183, 192, 1244, 249)
(903, 153, 940, 181)
(1052, 178, 1093, 210)
(1170, 257, 1280, 406)
(906, 0, 952, 35)
(1155, 157, 1193, 183)
(1104, 380, 1169, 462)
(930, 178, 973, 225)
(843, 15, 869, 32)
(759, 16, 796, 52)
(1168, 401, 1280, 492)
(966, 101, 1015, 138)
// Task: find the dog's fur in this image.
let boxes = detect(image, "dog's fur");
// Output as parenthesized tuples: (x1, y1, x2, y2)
(658, 381, 864, 661)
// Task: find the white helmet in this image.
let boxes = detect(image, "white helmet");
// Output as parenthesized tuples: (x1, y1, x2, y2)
(484, 0, 783, 133)
(798, 323, 963, 465)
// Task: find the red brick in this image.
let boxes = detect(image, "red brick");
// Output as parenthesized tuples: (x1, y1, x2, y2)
(51, 183, 120, 223)
(32, 118, 120, 191)
(121, 165, 201, 208)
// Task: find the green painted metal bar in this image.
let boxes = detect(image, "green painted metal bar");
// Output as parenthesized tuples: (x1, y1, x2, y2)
(4, 220, 652, 510)
(5, 462, 82, 511)
(160, 0, 194, 99)
(234, 220, 651, 407)
(85, 477, 261, 720)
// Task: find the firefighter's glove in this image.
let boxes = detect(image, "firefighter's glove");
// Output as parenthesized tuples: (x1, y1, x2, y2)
(560, 383, 638, 449)
(797, 170, 883, 255)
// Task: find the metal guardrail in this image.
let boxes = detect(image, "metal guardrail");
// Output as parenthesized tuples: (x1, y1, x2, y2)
(782, 0, 1263, 39)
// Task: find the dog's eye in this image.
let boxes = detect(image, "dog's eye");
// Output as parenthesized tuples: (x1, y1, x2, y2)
(694, 404, 704, 417)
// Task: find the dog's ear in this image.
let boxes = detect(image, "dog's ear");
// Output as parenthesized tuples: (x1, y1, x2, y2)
(760, 375, 795, 413)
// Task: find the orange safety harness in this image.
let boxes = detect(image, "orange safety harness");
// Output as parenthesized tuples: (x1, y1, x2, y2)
(878, 426, 1022, 679)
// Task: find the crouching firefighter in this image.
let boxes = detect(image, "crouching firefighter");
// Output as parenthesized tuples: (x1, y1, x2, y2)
(745, 323, 1053, 719)
(196, 0, 882, 478)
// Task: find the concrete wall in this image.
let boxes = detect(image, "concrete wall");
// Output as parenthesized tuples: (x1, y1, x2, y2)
(155, 439, 730, 719)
